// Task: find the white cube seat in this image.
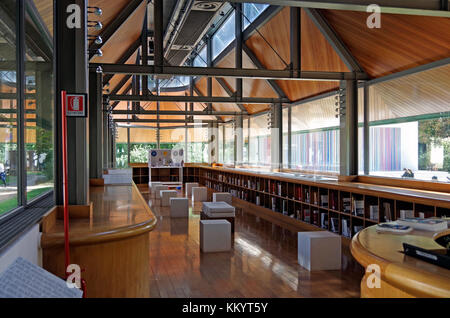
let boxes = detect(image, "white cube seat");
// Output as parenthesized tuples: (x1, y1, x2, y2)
(200, 220, 231, 253)
(185, 182, 199, 197)
(153, 185, 168, 199)
(149, 181, 162, 192)
(297, 231, 341, 271)
(161, 190, 177, 207)
(202, 201, 235, 218)
(192, 187, 207, 202)
(213, 192, 232, 205)
(170, 197, 189, 218)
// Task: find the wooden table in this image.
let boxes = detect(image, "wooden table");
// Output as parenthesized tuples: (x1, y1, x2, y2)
(40, 183, 157, 298)
(351, 225, 450, 298)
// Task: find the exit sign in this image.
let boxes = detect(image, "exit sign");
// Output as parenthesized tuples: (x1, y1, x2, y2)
(66, 93, 87, 117)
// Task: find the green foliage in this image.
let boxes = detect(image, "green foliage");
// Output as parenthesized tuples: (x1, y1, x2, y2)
(34, 127, 53, 181)
(418, 118, 450, 172)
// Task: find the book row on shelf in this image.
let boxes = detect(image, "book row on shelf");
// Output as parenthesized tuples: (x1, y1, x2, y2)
(198, 168, 449, 239)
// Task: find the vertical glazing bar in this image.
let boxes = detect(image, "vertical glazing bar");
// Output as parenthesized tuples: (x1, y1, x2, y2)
(17, 0, 26, 206)
(363, 83, 369, 175)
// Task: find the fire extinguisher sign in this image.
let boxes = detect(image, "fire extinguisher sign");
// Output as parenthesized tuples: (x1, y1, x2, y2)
(66, 93, 88, 117)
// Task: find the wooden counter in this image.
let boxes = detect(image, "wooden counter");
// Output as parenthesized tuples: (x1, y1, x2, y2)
(351, 226, 450, 298)
(40, 182, 157, 298)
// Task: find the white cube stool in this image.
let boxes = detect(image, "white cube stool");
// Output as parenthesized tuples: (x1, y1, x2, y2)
(202, 201, 235, 217)
(161, 190, 177, 207)
(200, 220, 231, 253)
(149, 181, 162, 193)
(154, 185, 168, 199)
(150, 182, 163, 197)
(213, 192, 232, 205)
(192, 187, 207, 202)
(185, 182, 199, 198)
(297, 231, 341, 271)
(170, 197, 189, 218)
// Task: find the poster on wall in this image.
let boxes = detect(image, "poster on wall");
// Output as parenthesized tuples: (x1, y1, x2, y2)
(148, 149, 184, 167)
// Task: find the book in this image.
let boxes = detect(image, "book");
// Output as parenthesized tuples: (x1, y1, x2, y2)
(342, 219, 351, 237)
(396, 218, 448, 232)
(376, 223, 413, 234)
(399, 209, 414, 219)
(282, 200, 287, 215)
(304, 209, 310, 222)
(271, 197, 276, 212)
(320, 212, 328, 229)
(369, 205, 379, 220)
(320, 195, 329, 208)
(313, 210, 319, 225)
(343, 198, 351, 213)
(330, 217, 339, 233)
(353, 199, 364, 216)
(383, 202, 392, 222)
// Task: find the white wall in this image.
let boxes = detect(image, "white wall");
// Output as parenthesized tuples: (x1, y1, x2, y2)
(0, 224, 42, 274)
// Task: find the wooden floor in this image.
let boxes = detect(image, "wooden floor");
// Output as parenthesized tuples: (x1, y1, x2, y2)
(140, 186, 363, 298)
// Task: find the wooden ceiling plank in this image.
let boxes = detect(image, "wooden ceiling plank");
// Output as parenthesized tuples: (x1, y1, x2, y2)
(89, 0, 145, 60)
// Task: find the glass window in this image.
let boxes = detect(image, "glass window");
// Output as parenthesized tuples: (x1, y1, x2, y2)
(160, 128, 185, 150)
(25, 0, 54, 202)
(249, 114, 271, 167)
(187, 127, 208, 163)
(243, 3, 269, 29)
(121, 127, 157, 163)
(243, 118, 249, 164)
(212, 12, 235, 60)
(115, 127, 129, 168)
(193, 46, 207, 67)
(223, 123, 234, 164)
(0, 0, 18, 215)
(218, 124, 224, 163)
(364, 64, 450, 182)
(282, 107, 289, 168)
(290, 96, 340, 173)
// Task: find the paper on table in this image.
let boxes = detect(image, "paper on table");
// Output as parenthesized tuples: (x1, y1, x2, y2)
(0, 257, 83, 298)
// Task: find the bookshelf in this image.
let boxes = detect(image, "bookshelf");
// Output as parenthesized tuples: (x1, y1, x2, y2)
(130, 164, 184, 185)
(185, 165, 450, 240)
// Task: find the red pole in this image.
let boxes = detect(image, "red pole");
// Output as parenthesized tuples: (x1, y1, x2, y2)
(61, 90, 70, 274)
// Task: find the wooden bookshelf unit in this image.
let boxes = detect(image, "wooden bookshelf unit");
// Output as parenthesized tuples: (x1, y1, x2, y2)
(181, 165, 450, 240)
(130, 163, 183, 185)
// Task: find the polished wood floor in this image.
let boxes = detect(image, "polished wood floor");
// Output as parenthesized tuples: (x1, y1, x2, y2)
(140, 186, 363, 298)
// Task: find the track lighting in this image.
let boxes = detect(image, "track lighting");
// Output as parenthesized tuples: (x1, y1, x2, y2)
(88, 6, 103, 16)
(91, 49, 103, 57)
(96, 66, 103, 74)
(88, 35, 103, 45)
(88, 21, 103, 31)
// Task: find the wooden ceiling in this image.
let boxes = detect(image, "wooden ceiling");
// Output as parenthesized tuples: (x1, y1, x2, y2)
(321, 9, 450, 78)
(33, 0, 53, 36)
(29, 2, 450, 124)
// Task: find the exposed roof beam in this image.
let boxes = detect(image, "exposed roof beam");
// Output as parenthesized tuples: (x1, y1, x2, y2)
(242, 44, 288, 99)
(211, 1, 450, 17)
(211, 5, 283, 66)
(215, 78, 248, 113)
(103, 38, 141, 86)
(107, 94, 289, 104)
(111, 109, 247, 116)
(92, 63, 368, 81)
(114, 118, 222, 123)
(304, 8, 366, 73)
(110, 82, 132, 110)
(89, 0, 145, 60)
